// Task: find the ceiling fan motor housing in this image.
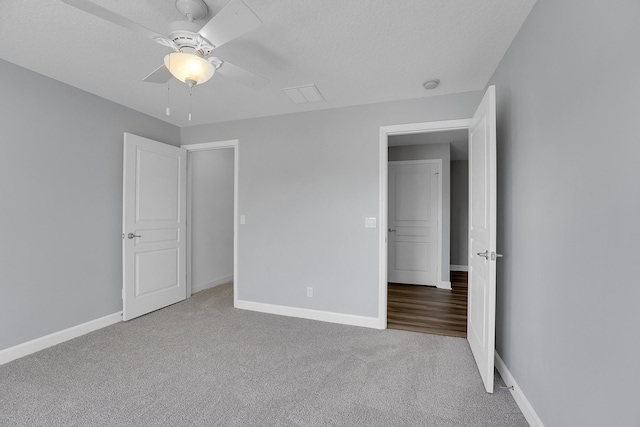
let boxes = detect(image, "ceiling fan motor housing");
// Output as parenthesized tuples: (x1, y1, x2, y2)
(167, 21, 214, 56)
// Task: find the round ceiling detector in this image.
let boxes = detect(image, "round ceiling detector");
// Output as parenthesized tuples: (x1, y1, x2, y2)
(423, 79, 440, 90)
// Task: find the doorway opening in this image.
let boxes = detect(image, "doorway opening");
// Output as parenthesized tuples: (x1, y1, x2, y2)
(379, 87, 497, 392)
(385, 128, 469, 337)
(377, 119, 471, 332)
(182, 140, 239, 305)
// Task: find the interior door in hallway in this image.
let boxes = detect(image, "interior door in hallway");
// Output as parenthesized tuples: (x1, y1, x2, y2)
(122, 133, 187, 321)
(387, 160, 440, 286)
(467, 86, 498, 393)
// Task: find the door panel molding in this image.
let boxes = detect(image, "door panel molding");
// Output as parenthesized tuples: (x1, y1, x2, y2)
(123, 133, 187, 321)
(388, 159, 442, 286)
(467, 85, 498, 393)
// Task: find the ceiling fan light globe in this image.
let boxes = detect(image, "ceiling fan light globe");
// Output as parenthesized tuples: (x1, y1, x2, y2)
(164, 52, 215, 86)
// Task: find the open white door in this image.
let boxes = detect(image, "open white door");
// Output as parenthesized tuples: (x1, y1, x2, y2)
(467, 86, 498, 393)
(122, 133, 187, 321)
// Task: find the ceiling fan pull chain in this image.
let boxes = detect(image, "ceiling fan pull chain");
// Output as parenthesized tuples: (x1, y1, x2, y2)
(166, 80, 171, 116)
(188, 90, 192, 122)
(166, 55, 171, 116)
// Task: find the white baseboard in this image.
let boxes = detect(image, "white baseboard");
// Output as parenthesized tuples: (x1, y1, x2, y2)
(191, 274, 233, 294)
(0, 312, 122, 365)
(450, 265, 469, 272)
(236, 299, 381, 329)
(437, 281, 452, 290)
(495, 351, 544, 427)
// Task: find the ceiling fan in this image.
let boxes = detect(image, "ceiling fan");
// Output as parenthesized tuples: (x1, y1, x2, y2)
(60, 0, 269, 89)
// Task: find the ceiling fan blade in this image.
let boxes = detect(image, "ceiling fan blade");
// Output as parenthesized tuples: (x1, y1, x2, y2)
(198, 0, 262, 49)
(143, 65, 172, 83)
(216, 61, 269, 90)
(60, 0, 173, 47)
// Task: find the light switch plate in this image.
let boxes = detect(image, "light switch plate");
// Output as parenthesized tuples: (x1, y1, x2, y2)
(365, 217, 377, 228)
(240, 215, 246, 225)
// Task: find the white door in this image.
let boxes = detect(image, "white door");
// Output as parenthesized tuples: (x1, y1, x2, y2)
(388, 160, 440, 286)
(122, 133, 187, 321)
(467, 86, 498, 393)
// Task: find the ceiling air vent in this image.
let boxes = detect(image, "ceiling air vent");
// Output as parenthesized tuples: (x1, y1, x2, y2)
(282, 84, 325, 104)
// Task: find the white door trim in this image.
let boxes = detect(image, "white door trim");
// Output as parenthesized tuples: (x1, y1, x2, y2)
(388, 159, 444, 288)
(182, 140, 239, 307)
(378, 119, 471, 329)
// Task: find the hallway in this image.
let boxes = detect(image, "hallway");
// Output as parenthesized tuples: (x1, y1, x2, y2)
(387, 271, 468, 338)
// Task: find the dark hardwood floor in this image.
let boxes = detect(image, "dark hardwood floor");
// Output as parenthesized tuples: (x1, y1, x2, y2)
(387, 271, 468, 338)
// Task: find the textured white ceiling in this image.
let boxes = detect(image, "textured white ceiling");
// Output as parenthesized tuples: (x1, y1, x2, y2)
(0, 0, 536, 127)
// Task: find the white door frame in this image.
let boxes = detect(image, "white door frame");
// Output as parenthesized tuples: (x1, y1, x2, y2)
(181, 140, 239, 307)
(387, 159, 443, 287)
(378, 119, 471, 329)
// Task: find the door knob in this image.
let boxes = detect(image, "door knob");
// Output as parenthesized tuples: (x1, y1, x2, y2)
(388, 228, 396, 232)
(477, 250, 489, 259)
(127, 233, 141, 239)
(491, 252, 503, 261)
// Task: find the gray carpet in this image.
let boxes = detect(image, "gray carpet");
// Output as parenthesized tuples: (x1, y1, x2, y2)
(0, 284, 527, 426)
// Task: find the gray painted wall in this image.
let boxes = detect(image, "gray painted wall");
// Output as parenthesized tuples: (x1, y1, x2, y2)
(0, 59, 180, 352)
(189, 148, 234, 292)
(6, 3, 637, 423)
(450, 160, 468, 266)
(388, 142, 451, 283)
(489, 0, 640, 425)
(181, 92, 482, 318)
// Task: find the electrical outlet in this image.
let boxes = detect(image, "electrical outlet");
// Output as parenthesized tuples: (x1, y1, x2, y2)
(306, 287, 313, 298)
